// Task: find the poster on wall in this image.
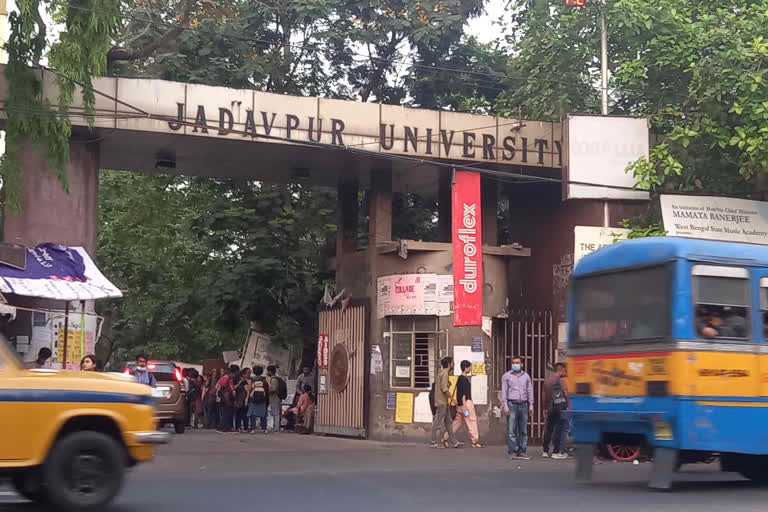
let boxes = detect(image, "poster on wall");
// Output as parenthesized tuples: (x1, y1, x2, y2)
(573, 226, 630, 265)
(452, 170, 483, 326)
(453, 345, 484, 376)
(376, 274, 452, 318)
(660, 194, 768, 244)
(394, 392, 414, 423)
(317, 333, 329, 370)
(30, 307, 101, 368)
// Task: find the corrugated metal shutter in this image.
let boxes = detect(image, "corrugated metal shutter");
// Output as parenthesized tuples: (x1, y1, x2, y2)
(315, 303, 368, 437)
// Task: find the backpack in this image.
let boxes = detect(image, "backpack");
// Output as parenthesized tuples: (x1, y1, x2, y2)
(234, 379, 248, 408)
(187, 381, 199, 402)
(551, 377, 567, 410)
(276, 377, 288, 401)
(428, 383, 436, 416)
(250, 377, 268, 404)
(217, 378, 234, 407)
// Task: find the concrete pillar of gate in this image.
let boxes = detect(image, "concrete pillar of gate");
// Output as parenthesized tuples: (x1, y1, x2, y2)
(368, 168, 392, 247)
(3, 137, 100, 255)
(438, 169, 452, 243)
(482, 177, 498, 246)
(336, 179, 359, 259)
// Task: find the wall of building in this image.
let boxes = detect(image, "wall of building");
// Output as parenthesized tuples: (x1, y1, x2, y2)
(1, 136, 100, 365)
(351, 248, 515, 443)
(2, 137, 100, 255)
(504, 183, 646, 321)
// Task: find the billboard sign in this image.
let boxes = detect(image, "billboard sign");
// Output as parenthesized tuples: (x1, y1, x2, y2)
(564, 115, 650, 201)
(660, 194, 768, 244)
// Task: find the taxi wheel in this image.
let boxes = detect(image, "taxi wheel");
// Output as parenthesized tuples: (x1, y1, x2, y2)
(10, 471, 48, 503)
(43, 431, 125, 511)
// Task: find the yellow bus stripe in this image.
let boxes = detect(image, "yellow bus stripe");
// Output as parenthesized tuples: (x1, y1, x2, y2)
(695, 401, 768, 407)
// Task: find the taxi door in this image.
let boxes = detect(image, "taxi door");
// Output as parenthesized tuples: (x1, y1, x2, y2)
(0, 345, 31, 461)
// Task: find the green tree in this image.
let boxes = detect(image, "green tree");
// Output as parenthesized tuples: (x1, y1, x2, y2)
(97, 171, 226, 363)
(495, 0, 768, 236)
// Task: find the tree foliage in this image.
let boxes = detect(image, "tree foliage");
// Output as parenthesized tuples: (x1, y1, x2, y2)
(2, 0, 121, 211)
(496, 0, 768, 237)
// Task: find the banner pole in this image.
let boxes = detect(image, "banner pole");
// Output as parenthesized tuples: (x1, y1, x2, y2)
(62, 301, 69, 369)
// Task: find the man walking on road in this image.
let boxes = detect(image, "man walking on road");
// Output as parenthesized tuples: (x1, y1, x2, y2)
(430, 357, 460, 449)
(542, 362, 570, 459)
(501, 356, 533, 460)
(452, 360, 484, 448)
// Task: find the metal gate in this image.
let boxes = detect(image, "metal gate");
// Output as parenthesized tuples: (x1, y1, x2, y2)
(493, 309, 554, 440)
(316, 303, 369, 437)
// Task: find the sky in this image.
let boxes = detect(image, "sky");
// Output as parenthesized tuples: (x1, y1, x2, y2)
(467, 0, 509, 44)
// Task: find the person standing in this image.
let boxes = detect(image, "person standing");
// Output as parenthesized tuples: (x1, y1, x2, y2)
(216, 365, 238, 433)
(26, 347, 52, 369)
(80, 355, 100, 371)
(248, 366, 269, 433)
(295, 366, 316, 403)
(451, 360, 484, 448)
(550, 363, 571, 459)
(190, 373, 204, 429)
(541, 363, 558, 458)
(267, 365, 282, 433)
(131, 354, 156, 388)
(430, 357, 460, 449)
(501, 356, 533, 460)
(234, 368, 251, 432)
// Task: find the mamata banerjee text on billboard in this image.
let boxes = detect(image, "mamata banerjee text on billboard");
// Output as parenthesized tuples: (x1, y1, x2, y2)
(660, 194, 768, 244)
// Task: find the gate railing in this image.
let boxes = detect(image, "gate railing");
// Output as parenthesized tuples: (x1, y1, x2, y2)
(493, 308, 554, 441)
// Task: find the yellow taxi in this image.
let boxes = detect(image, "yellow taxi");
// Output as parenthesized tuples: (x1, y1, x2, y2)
(0, 335, 168, 510)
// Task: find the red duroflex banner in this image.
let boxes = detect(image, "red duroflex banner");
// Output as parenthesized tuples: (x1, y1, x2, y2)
(452, 171, 483, 326)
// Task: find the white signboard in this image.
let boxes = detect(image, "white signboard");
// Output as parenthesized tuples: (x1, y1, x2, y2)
(565, 115, 650, 200)
(660, 194, 768, 244)
(376, 274, 452, 318)
(573, 225, 630, 265)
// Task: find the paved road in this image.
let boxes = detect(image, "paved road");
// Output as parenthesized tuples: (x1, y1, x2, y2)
(2, 431, 768, 511)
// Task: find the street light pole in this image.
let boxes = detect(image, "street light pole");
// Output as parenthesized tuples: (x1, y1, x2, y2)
(600, 0, 609, 226)
(600, 0, 608, 116)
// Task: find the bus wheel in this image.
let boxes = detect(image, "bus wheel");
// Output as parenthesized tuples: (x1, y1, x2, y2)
(606, 444, 641, 462)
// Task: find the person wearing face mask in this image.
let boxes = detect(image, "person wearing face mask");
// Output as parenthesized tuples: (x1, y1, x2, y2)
(501, 356, 533, 460)
(131, 353, 157, 388)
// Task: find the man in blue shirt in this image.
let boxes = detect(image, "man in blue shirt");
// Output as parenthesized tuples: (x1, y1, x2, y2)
(132, 353, 156, 388)
(501, 356, 533, 460)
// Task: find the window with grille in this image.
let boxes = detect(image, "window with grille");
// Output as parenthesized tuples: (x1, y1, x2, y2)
(389, 316, 437, 389)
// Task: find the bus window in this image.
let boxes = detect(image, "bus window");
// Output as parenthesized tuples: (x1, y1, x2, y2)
(692, 265, 749, 339)
(572, 265, 669, 344)
(760, 277, 768, 339)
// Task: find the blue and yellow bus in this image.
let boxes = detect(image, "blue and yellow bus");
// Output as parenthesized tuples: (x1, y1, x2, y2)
(568, 236, 768, 488)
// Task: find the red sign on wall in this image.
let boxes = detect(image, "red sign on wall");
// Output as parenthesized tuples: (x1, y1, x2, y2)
(452, 171, 483, 326)
(317, 333, 329, 369)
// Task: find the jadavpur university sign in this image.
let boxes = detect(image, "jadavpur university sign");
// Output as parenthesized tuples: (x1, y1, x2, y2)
(2, 68, 562, 169)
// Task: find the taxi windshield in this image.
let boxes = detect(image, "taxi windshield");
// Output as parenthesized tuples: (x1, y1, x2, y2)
(572, 265, 671, 344)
